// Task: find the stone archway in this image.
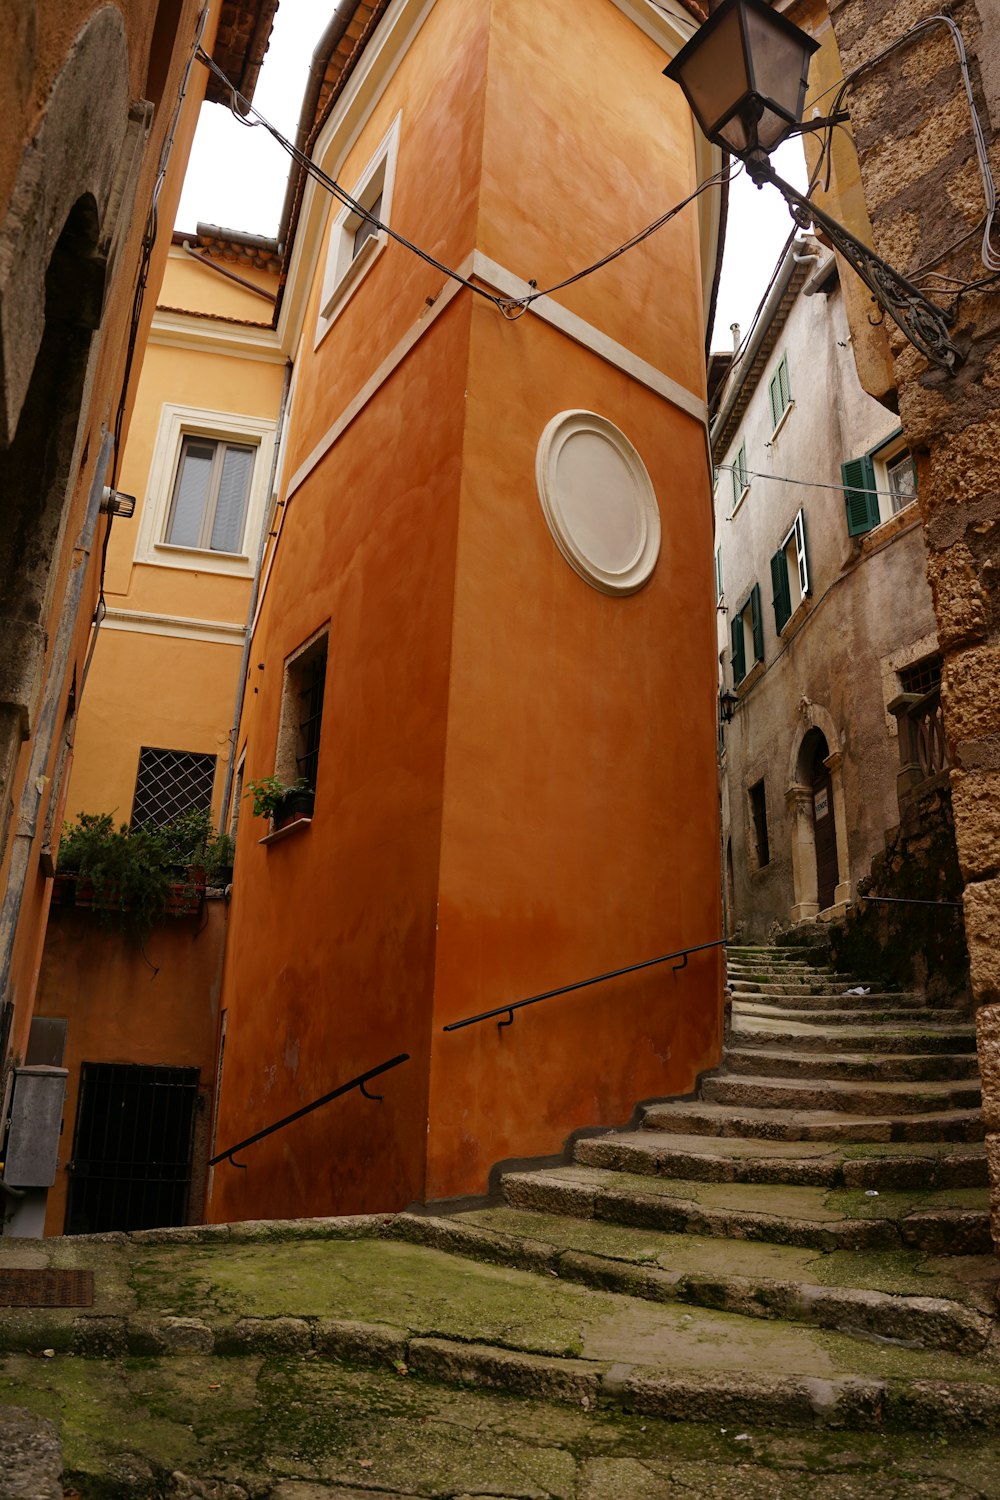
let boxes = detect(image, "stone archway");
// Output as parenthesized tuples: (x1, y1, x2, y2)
(785, 703, 852, 922)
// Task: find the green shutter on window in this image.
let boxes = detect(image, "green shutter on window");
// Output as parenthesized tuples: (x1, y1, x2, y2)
(842, 454, 879, 536)
(769, 371, 781, 430)
(750, 583, 764, 663)
(731, 614, 746, 685)
(779, 354, 791, 410)
(715, 547, 723, 603)
(770, 547, 792, 632)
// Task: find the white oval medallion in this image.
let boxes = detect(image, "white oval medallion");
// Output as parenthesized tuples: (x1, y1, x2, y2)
(535, 411, 660, 595)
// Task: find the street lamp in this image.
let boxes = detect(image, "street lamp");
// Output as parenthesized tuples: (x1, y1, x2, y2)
(719, 688, 739, 724)
(665, 0, 962, 371)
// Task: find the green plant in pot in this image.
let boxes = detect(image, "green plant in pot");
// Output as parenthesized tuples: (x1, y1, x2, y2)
(57, 813, 175, 940)
(244, 774, 314, 829)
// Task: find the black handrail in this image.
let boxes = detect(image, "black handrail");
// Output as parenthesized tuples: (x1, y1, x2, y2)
(209, 1053, 410, 1169)
(860, 894, 963, 908)
(443, 938, 728, 1034)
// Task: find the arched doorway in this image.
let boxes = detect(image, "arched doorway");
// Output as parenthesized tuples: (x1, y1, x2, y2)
(801, 729, 839, 912)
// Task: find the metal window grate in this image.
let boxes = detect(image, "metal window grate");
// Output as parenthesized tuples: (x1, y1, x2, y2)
(131, 748, 216, 828)
(296, 649, 327, 789)
(899, 655, 942, 696)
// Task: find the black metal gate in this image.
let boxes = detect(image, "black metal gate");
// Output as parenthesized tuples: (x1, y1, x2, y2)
(65, 1063, 199, 1235)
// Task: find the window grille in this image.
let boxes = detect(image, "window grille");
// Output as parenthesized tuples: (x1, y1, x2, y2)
(899, 655, 942, 696)
(131, 748, 216, 828)
(296, 648, 327, 789)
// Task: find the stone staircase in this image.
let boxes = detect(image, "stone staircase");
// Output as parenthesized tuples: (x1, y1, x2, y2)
(3, 946, 1000, 1492)
(398, 943, 999, 1405)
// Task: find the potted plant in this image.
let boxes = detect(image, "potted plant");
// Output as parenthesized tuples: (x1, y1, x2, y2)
(244, 774, 314, 831)
(204, 830, 235, 887)
(56, 813, 175, 939)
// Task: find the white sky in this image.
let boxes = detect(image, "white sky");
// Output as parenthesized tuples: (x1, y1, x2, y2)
(175, 3, 809, 351)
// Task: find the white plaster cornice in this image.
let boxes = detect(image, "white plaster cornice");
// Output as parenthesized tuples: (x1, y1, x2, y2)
(149, 308, 285, 364)
(101, 609, 246, 646)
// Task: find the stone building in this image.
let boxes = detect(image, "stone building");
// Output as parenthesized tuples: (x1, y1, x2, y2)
(783, 0, 1000, 1248)
(714, 235, 941, 940)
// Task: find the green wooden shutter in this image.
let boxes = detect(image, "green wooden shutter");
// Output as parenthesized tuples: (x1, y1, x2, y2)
(731, 614, 746, 685)
(779, 354, 791, 411)
(769, 371, 781, 429)
(770, 548, 792, 632)
(715, 547, 723, 603)
(842, 455, 879, 535)
(750, 583, 764, 663)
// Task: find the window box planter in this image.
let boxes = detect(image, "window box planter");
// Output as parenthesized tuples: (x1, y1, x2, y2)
(272, 787, 315, 831)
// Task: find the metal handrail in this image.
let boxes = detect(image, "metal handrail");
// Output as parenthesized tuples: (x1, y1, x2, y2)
(443, 938, 728, 1034)
(209, 1053, 410, 1169)
(860, 894, 963, 908)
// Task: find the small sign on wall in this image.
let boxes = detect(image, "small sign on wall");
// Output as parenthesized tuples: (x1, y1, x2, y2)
(814, 788, 830, 820)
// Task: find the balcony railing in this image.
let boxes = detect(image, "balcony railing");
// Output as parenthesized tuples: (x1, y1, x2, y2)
(887, 686, 949, 810)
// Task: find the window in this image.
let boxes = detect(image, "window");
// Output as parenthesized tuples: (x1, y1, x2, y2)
(731, 440, 749, 510)
(768, 353, 792, 431)
(749, 779, 770, 867)
(131, 748, 216, 828)
(714, 546, 724, 604)
(135, 403, 276, 578)
(164, 437, 255, 553)
(731, 583, 763, 686)
(317, 113, 401, 339)
(769, 509, 810, 633)
(276, 629, 329, 792)
(899, 654, 942, 696)
(842, 429, 917, 536)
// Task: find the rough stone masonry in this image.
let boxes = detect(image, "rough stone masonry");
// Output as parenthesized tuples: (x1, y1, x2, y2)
(823, 0, 1000, 1249)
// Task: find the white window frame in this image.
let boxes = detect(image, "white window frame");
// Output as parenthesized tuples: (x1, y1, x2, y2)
(782, 509, 809, 602)
(135, 403, 277, 578)
(315, 112, 401, 346)
(871, 433, 918, 527)
(731, 439, 750, 512)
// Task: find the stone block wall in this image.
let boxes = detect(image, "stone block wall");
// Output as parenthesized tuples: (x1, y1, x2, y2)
(825, 0, 1000, 1249)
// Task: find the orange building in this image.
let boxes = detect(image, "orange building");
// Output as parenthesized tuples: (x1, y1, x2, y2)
(207, 0, 726, 1221)
(0, 0, 279, 1233)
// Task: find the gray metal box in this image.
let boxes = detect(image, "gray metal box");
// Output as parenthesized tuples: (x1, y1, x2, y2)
(4, 1066, 67, 1187)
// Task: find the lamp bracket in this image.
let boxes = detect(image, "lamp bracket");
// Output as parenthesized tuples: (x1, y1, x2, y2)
(747, 155, 962, 372)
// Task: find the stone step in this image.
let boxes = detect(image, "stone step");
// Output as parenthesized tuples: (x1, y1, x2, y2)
(640, 1098, 986, 1144)
(574, 1130, 990, 1190)
(393, 1211, 998, 1358)
(722, 1046, 980, 1083)
(733, 1019, 978, 1055)
(731, 981, 921, 1000)
(500, 1166, 993, 1256)
(734, 999, 961, 1023)
(701, 1074, 981, 1118)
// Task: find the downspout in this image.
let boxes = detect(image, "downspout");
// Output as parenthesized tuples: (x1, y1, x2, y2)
(0, 429, 113, 1003)
(218, 358, 293, 831)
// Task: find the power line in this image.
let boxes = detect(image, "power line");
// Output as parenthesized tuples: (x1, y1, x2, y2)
(195, 48, 728, 319)
(715, 461, 910, 501)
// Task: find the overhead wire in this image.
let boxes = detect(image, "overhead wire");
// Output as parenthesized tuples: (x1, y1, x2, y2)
(715, 462, 908, 502)
(195, 47, 729, 320)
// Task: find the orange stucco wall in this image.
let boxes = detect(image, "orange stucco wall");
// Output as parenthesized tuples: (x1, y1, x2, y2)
(34, 901, 228, 1236)
(208, 0, 722, 1222)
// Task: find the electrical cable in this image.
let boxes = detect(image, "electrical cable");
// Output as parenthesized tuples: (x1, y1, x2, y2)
(195, 47, 729, 320)
(715, 461, 909, 501)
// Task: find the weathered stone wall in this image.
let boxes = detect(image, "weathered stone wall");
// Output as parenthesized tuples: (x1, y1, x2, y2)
(824, 0, 1000, 1248)
(826, 778, 969, 1003)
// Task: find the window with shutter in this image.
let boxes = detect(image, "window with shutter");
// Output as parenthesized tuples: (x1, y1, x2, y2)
(750, 583, 764, 663)
(731, 440, 749, 509)
(841, 454, 880, 536)
(768, 354, 792, 432)
(715, 547, 723, 604)
(731, 613, 746, 685)
(770, 547, 792, 632)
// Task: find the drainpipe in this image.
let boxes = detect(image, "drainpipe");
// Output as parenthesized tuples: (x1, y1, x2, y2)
(0, 429, 113, 1005)
(218, 359, 293, 831)
(275, 9, 357, 252)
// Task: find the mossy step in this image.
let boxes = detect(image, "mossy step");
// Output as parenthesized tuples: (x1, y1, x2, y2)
(722, 1047, 980, 1083)
(733, 1020, 977, 1055)
(735, 1000, 962, 1025)
(640, 1098, 986, 1144)
(6, 1233, 1000, 1435)
(500, 1165, 992, 1255)
(731, 983, 922, 1002)
(702, 1074, 981, 1118)
(8, 1353, 1000, 1497)
(393, 1209, 996, 1355)
(574, 1129, 989, 1190)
